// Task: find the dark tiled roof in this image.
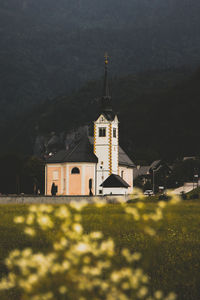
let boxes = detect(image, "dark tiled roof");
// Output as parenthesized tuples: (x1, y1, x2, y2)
(93, 111, 116, 122)
(88, 137, 135, 168)
(118, 146, 135, 167)
(149, 160, 161, 170)
(100, 174, 130, 188)
(47, 135, 135, 168)
(46, 137, 98, 164)
(133, 166, 150, 180)
(102, 111, 116, 121)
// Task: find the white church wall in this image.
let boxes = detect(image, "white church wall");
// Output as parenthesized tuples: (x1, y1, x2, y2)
(102, 187, 128, 195)
(118, 165, 134, 194)
(94, 114, 119, 195)
(94, 115, 112, 194)
(111, 120, 119, 175)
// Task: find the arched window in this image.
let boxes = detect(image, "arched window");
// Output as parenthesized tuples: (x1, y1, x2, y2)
(71, 167, 80, 174)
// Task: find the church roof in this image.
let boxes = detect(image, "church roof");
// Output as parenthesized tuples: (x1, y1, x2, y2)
(87, 137, 135, 168)
(118, 146, 135, 167)
(102, 111, 116, 121)
(100, 174, 130, 188)
(46, 137, 98, 164)
(46, 136, 135, 168)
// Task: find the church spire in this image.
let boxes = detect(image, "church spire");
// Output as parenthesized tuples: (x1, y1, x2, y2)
(102, 52, 112, 112)
(103, 52, 110, 97)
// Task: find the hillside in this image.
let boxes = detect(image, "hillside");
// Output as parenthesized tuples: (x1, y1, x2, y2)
(1, 0, 200, 129)
(2, 67, 200, 162)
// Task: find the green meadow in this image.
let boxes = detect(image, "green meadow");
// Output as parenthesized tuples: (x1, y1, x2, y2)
(0, 201, 199, 300)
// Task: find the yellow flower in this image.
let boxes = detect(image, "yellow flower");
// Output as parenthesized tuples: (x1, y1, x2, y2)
(9, 249, 20, 258)
(37, 215, 53, 229)
(121, 282, 130, 290)
(14, 216, 25, 224)
(27, 274, 38, 285)
(62, 261, 70, 270)
(165, 292, 177, 300)
(29, 205, 37, 213)
(22, 248, 32, 257)
(142, 214, 149, 221)
(55, 206, 70, 219)
(90, 231, 103, 239)
(76, 243, 90, 253)
(73, 223, 83, 234)
(154, 290, 163, 299)
(24, 227, 35, 236)
(158, 201, 167, 208)
(59, 286, 67, 294)
(111, 272, 120, 282)
(70, 200, 87, 211)
(60, 237, 68, 247)
(144, 226, 156, 236)
(138, 286, 148, 298)
(26, 214, 35, 225)
(136, 202, 145, 209)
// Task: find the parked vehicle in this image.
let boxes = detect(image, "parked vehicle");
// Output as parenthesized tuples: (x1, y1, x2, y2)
(144, 190, 154, 196)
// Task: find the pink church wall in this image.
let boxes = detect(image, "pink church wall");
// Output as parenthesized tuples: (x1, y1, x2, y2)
(46, 163, 96, 196)
(63, 165, 66, 195)
(46, 165, 62, 195)
(84, 165, 95, 195)
(69, 165, 82, 195)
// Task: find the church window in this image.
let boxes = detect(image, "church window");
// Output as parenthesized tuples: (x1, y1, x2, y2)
(121, 171, 124, 179)
(99, 127, 106, 137)
(71, 167, 80, 174)
(53, 171, 59, 180)
(113, 128, 116, 138)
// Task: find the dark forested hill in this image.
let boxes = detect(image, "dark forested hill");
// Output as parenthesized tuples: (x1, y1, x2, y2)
(1, 0, 200, 130)
(2, 67, 200, 163)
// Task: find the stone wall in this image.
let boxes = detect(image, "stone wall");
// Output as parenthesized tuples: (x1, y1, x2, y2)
(0, 195, 132, 205)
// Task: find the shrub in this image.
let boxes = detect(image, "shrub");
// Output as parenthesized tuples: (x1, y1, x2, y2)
(189, 193, 199, 200)
(180, 192, 187, 200)
(159, 194, 170, 201)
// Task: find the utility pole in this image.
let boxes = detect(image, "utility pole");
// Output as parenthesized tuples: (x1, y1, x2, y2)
(152, 169, 155, 195)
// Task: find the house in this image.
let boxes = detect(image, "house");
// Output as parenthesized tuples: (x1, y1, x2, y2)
(45, 54, 135, 196)
(134, 160, 172, 191)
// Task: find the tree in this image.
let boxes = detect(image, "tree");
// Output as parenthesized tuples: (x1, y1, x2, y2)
(22, 156, 45, 195)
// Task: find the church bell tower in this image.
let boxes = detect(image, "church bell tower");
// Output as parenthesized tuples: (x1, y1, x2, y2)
(94, 54, 119, 195)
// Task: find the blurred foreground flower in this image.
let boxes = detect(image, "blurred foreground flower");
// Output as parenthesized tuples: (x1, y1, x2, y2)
(0, 193, 180, 300)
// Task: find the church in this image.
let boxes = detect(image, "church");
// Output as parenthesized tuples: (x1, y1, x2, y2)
(45, 55, 135, 196)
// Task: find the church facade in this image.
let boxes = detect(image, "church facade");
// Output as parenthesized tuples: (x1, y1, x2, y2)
(45, 55, 135, 196)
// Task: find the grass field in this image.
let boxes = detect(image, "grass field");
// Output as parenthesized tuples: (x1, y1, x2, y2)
(0, 201, 199, 299)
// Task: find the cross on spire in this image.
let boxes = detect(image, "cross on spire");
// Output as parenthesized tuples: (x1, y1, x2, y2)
(104, 52, 109, 65)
